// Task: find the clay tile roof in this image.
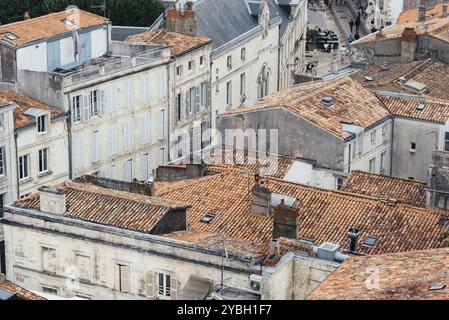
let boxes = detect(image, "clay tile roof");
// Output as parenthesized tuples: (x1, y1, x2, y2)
(379, 94, 449, 123)
(354, 15, 449, 45)
(15, 181, 189, 234)
(307, 248, 449, 300)
(397, 5, 448, 24)
(0, 97, 10, 109)
(0, 9, 109, 47)
(351, 59, 449, 101)
(221, 77, 390, 139)
(0, 274, 45, 300)
(0, 86, 64, 129)
(125, 29, 212, 56)
(341, 171, 427, 208)
(157, 169, 447, 256)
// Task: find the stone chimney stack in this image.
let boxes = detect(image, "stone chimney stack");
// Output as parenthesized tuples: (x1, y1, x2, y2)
(418, 4, 426, 22)
(38, 186, 66, 215)
(347, 228, 360, 252)
(272, 199, 300, 240)
(250, 174, 272, 216)
(401, 27, 418, 63)
(24, 11, 30, 20)
(164, 1, 197, 36)
(443, 5, 448, 18)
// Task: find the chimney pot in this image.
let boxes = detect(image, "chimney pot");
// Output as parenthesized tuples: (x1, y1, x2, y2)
(251, 183, 271, 217)
(348, 228, 359, 252)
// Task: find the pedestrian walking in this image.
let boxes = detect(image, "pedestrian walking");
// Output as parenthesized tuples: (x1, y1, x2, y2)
(348, 34, 355, 43)
(355, 16, 361, 32)
(340, 45, 348, 64)
(354, 32, 360, 40)
(349, 19, 354, 33)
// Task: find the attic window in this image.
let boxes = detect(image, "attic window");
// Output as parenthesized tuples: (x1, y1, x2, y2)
(3, 32, 19, 41)
(200, 212, 215, 224)
(63, 19, 75, 27)
(417, 102, 426, 111)
(437, 216, 449, 226)
(429, 284, 446, 291)
(362, 235, 378, 248)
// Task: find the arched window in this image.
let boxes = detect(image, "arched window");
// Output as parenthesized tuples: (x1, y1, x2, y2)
(257, 65, 270, 99)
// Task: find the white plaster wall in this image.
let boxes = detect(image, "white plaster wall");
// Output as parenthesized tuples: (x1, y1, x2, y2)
(16, 43, 48, 72)
(60, 36, 75, 67)
(90, 27, 108, 59)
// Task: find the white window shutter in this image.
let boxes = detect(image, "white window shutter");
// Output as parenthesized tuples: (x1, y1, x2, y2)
(125, 160, 133, 182)
(141, 74, 149, 104)
(128, 80, 134, 107)
(146, 272, 155, 299)
(141, 154, 149, 181)
(82, 94, 90, 122)
(128, 121, 133, 149)
(99, 90, 106, 115)
(195, 86, 200, 113)
(108, 85, 117, 113)
(157, 110, 165, 140)
(113, 264, 120, 291)
(91, 131, 100, 163)
(170, 273, 177, 300)
(121, 266, 131, 293)
(108, 125, 117, 156)
(141, 113, 150, 145)
(111, 165, 117, 180)
(186, 91, 190, 116)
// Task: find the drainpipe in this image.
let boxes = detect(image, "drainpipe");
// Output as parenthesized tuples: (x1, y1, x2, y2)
(348, 139, 352, 173)
(389, 117, 395, 177)
(67, 95, 73, 180)
(14, 131, 19, 199)
(209, 59, 214, 146)
(167, 62, 172, 161)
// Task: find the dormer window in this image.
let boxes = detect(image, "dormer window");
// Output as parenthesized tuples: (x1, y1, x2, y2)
(37, 115, 47, 134)
(3, 32, 19, 41)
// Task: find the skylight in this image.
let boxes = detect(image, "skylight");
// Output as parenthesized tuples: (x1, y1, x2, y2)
(63, 19, 75, 26)
(429, 284, 446, 291)
(416, 102, 426, 111)
(3, 32, 19, 41)
(362, 235, 378, 248)
(200, 212, 215, 224)
(437, 216, 449, 226)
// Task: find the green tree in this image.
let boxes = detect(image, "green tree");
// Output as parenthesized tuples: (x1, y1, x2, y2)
(0, 0, 45, 24)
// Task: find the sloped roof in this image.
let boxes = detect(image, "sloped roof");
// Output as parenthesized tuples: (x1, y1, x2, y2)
(0, 275, 45, 300)
(126, 29, 211, 56)
(397, 4, 448, 24)
(16, 181, 189, 234)
(341, 170, 427, 208)
(221, 77, 391, 139)
(0, 9, 109, 47)
(0, 86, 64, 129)
(307, 248, 449, 300)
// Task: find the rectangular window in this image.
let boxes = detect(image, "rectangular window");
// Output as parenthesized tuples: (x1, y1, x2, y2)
(123, 121, 133, 151)
(381, 125, 387, 141)
(370, 130, 376, 146)
(226, 81, 232, 106)
(177, 93, 182, 122)
(141, 113, 151, 145)
(42, 247, 56, 274)
(241, 48, 246, 61)
(227, 56, 232, 70)
(0, 147, 5, 176)
(200, 82, 207, 107)
(336, 177, 345, 190)
(18, 155, 29, 180)
(176, 66, 182, 77)
(0, 113, 3, 128)
(0, 193, 4, 219)
(91, 131, 100, 163)
(141, 73, 150, 104)
(141, 154, 149, 181)
(158, 273, 171, 298)
(124, 79, 134, 108)
(351, 141, 356, 159)
(369, 158, 376, 173)
(90, 90, 99, 116)
(76, 254, 92, 282)
(199, 55, 204, 65)
(114, 264, 130, 293)
(42, 287, 58, 295)
(37, 115, 47, 133)
(158, 110, 165, 140)
(410, 142, 417, 153)
(108, 125, 117, 156)
(38, 148, 49, 174)
(445, 132, 449, 152)
(109, 165, 118, 180)
(380, 151, 386, 174)
(125, 159, 133, 182)
(188, 60, 193, 71)
(240, 73, 246, 96)
(72, 95, 82, 123)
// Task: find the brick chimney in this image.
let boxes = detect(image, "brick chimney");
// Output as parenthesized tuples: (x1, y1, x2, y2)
(38, 186, 66, 215)
(272, 199, 300, 240)
(401, 27, 417, 63)
(164, 2, 197, 36)
(250, 174, 272, 216)
(418, 3, 426, 22)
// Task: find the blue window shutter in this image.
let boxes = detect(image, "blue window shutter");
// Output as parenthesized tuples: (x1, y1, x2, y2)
(47, 40, 61, 72)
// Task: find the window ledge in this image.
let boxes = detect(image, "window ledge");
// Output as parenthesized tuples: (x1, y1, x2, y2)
(19, 177, 32, 184)
(38, 170, 53, 178)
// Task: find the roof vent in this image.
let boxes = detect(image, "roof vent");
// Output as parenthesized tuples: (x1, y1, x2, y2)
(417, 102, 426, 111)
(398, 77, 407, 84)
(321, 97, 334, 108)
(362, 235, 378, 248)
(429, 284, 446, 291)
(200, 212, 215, 224)
(364, 76, 375, 82)
(437, 216, 449, 226)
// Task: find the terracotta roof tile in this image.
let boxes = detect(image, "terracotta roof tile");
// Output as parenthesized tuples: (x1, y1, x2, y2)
(0, 9, 109, 47)
(397, 5, 448, 24)
(126, 29, 211, 56)
(379, 94, 449, 123)
(341, 171, 427, 208)
(0, 274, 45, 300)
(15, 181, 189, 234)
(0, 86, 64, 129)
(222, 77, 390, 139)
(157, 170, 447, 256)
(351, 59, 449, 101)
(307, 248, 449, 300)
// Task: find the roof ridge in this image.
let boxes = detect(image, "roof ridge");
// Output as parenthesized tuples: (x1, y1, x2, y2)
(349, 170, 427, 186)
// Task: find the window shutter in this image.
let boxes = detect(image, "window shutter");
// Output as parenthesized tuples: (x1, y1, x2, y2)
(121, 266, 131, 293)
(141, 154, 149, 181)
(125, 160, 133, 182)
(207, 81, 211, 107)
(108, 125, 117, 156)
(99, 90, 106, 115)
(141, 113, 150, 145)
(170, 273, 177, 300)
(186, 91, 190, 116)
(91, 131, 100, 163)
(108, 85, 117, 113)
(128, 121, 133, 149)
(82, 94, 90, 122)
(124, 121, 133, 151)
(111, 165, 118, 180)
(175, 95, 179, 121)
(141, 74, 149, 104)
(113, 264, 120, 291)
(146, 272, 155, 299)
(157, 110, 165, 140)
(195, 86, 200, 113)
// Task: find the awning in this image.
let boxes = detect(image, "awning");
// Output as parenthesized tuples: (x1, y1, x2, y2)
(177, 276, 213, 300)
